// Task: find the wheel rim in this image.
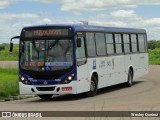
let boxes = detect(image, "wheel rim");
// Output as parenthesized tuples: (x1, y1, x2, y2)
(90, 80, 96, 91)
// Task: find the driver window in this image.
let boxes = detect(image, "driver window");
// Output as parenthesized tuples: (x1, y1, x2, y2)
(76, 37, 85, 59)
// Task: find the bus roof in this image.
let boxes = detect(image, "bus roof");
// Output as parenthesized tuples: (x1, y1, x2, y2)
(23, 24, 146, 34)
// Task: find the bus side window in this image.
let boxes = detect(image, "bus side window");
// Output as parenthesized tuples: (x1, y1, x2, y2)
(115, 34, 123, 54)
(131, 34, 138, 53)
(123, 34, 130, 53)
(106, 33, 114, 55)
(76, 37, 86, 59)
(138, 34, 146, 53)
(95, 33, 106, 56)
(86, 32, 96, 57)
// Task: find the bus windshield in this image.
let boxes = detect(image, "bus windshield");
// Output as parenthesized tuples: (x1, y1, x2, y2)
(20, 39, 73, 71)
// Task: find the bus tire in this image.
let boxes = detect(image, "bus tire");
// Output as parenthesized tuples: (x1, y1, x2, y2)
(38, 94, 53, 100)
(126, 69, 133, 87)
(86, 76, 98, 97)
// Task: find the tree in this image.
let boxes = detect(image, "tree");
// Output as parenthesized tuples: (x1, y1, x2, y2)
(0, 45, 5, 51)
(148, 40, 157, 50)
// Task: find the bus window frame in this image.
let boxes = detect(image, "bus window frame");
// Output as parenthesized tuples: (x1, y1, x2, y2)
(75, 31, 148, 59)
(95, 32, 107, 57)
(113, 33, 124, 55)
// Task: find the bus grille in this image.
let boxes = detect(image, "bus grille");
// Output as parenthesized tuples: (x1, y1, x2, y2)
(36, 87, 55, 91)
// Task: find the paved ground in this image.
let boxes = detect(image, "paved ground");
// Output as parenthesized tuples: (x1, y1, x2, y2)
(0, 61, 18, 68)
(0, 65, 160, 120)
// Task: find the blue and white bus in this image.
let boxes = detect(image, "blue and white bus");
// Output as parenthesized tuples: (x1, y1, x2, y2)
(10, 24, 149, 99)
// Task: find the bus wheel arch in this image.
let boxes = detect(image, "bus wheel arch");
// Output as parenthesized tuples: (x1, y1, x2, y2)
(126, 66, 134, 87)
(86, 72, 98, 97)
(92, 72, 98, 84)
(129, 66, 134, 78)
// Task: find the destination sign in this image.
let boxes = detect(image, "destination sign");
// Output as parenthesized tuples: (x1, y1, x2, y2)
(22, 28, 72, 38)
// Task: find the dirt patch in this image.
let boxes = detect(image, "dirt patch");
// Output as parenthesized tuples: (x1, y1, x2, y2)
(0, 61, 18, 68)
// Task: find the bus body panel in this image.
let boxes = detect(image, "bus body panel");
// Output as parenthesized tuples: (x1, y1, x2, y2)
(76, 62, 90, 94)
(19, 81, 78, 95)
(124, 53, 149, 79)
(133, 53, 149, 79)
(86, 57, 108, 89)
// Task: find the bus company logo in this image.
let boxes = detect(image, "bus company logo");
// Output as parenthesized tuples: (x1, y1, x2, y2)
(43, 81, 48, 85)
(2, 112, 12, 117)
(62, 87, 72, 91)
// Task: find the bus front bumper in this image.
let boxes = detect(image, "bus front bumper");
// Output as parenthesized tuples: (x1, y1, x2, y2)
(19, 81, 77, 95)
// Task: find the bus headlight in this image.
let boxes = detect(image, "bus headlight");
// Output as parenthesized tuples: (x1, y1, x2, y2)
(68, 76, 72, 81)
(19, 75, 28, 84)
(61, 74, 75, 84)
(21, 76, 25, 81)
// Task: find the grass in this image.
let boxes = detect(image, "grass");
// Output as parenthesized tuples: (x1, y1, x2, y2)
(0, 51, 18, 61)
(149, 49, 160, 65)
(0, 43, 18, 61)
(0, 68, 19, 98)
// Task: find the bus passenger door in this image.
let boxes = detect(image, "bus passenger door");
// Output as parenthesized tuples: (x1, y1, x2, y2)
(76, 36, 89, 93)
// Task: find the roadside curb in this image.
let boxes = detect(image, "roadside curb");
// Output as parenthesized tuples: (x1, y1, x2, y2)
(0, 95, 36, 102)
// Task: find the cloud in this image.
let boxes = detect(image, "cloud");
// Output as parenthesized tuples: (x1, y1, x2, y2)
(0, 13, 39, 20)
(145, 18, 160, 26)
(0, 1, 12, 9)
(110, 10, 136, 18)
(42, 18, 52, 23)
(0, 12, 40, 43)
(91, 9, 160, 40)
(87, 20, 127, 27)
(60, 0, 136, 14)
(1, 10, 160, 43)
(0, 0, 160, 42)
(1, 0, 160, 14)
(60, 0, 160, 13)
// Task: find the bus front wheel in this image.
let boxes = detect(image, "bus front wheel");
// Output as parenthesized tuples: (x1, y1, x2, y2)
(86, 76, 98, 97)
(38, 94, 53, 100)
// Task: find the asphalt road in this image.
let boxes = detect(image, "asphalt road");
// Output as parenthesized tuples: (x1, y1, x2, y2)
(0, 65, 160, 120)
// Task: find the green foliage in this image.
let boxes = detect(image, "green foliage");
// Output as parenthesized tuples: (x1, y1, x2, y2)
(149, 49, 160, 65)
(0, 43, 18, 61)
(0, 45, 5, 51)
(0, 68, 19, 97)
(148, 40, 160, 65)
(148, 40, 160, 50)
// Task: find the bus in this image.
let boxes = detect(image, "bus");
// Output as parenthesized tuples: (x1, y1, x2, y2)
(10, 24, 149, 99)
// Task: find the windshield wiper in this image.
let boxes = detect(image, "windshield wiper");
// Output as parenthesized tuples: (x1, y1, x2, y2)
(49, 39, 59, 49)
(32, 41, 39, 52)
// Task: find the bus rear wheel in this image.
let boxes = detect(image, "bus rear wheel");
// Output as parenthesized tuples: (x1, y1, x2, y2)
(38, 94, 53, 100)
(86, 76, 98, 97)
(126, 69, 133, 87)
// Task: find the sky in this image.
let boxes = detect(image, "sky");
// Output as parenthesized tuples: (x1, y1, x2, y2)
(0, 0, 160, 44)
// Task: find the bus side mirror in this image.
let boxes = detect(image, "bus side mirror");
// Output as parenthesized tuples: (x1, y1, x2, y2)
(77, 38, 81, 47)
(9, 42, 13, 52)
(9, 36, 20, 52)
